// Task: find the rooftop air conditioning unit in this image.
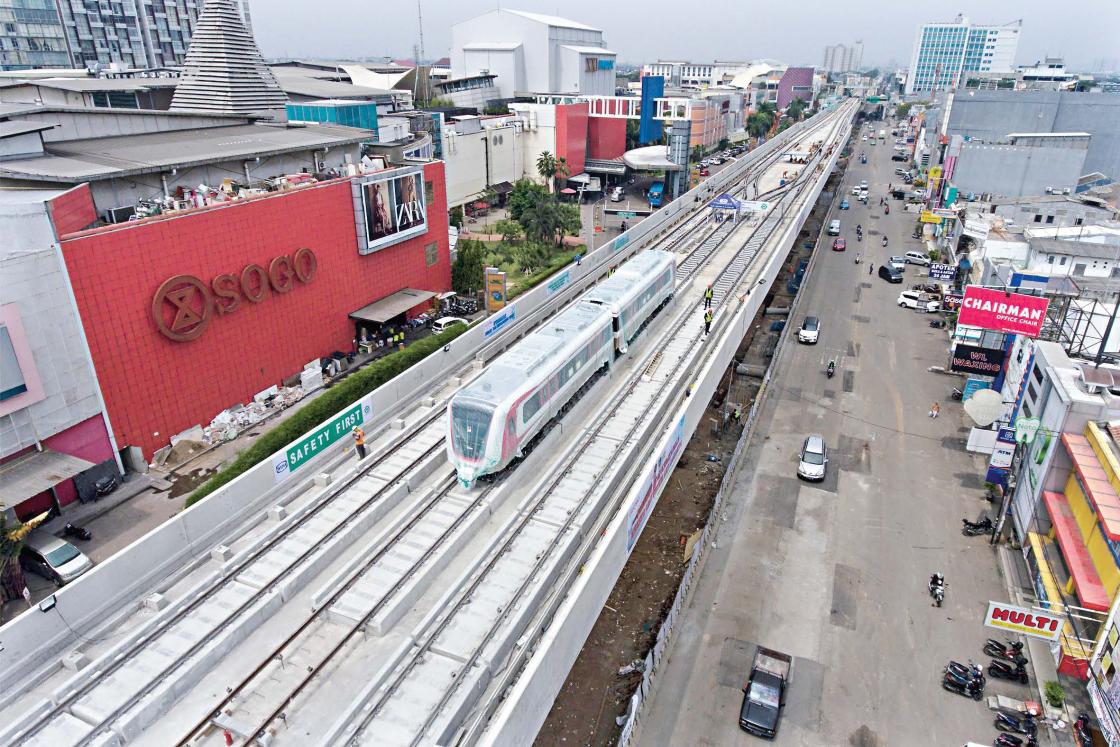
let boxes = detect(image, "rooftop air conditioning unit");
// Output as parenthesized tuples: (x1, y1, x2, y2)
(104, 205, 136, 224)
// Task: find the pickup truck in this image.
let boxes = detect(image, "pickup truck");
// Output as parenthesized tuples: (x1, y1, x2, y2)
(739, 646, 792, 738)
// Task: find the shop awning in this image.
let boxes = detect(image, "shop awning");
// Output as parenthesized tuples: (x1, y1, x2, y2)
(1062, 433, 1120, 540)
(1041, 491, 1111, 612)
(349, 288, 436, 325)
(0, 448, 97, 507)
(490, 181, 513, 195)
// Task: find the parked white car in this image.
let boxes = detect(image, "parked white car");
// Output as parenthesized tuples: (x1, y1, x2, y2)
(904, 251, 931, 266)
(888, 256, 907, 271)
(897, 291, 940, 312)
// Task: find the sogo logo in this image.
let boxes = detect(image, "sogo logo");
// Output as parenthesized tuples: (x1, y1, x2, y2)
(152, 248, 317, 341)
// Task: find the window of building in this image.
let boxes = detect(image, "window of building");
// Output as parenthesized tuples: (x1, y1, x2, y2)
(1045, 215, 1055, 224)
(1033, 214, 1042, 223)
(425, 242, 438, 267)
(1075, 218, 1084, 226)
(0, 325, 27, 401)
(1032, 364, 1044, 385)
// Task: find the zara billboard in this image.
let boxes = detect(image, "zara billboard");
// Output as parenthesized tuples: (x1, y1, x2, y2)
(358, 167, 428, 254)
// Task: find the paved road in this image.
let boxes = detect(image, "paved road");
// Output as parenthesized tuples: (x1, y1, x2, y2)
(637, 121, 1028, 746)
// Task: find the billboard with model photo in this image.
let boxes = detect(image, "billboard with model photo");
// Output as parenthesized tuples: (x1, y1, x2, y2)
(360, 167, 427, 253)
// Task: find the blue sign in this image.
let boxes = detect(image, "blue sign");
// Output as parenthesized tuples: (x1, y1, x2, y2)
(639, 76, 664, 145)
(929, 263, 956, 281)
(986, 466, 1009, 487)
(612, 234, 630, 253)
(547, 270, 570, 296)
(997, 428, 1017, 444)
(962, 378, 990, 400)
(483, 307, 515, 338)
(598, 59, 615, 70)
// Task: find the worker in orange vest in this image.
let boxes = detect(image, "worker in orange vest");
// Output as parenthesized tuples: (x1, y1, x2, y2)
(352, 426, 366, 460)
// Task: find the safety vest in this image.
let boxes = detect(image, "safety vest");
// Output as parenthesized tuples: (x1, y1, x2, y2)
(353, 428, 365, 446)
(704, 310, 713, 323)
(704, 287, 713, 299)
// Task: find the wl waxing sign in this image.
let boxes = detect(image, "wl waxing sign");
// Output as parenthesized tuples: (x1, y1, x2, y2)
(985, 601, 1063, 642)
(358, 167, 428, 254)
(958, 286, 1049, 338)
(273, 393, 374, 483)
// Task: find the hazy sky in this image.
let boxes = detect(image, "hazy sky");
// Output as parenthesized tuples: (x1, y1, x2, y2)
(248, 1, 1120, 70)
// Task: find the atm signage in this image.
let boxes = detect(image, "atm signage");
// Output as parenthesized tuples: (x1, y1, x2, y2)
(152, 247, 317, 341)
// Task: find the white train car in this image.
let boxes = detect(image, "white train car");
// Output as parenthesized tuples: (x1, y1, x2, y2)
(581, 250, 676, 353)
(448, 303, 613, 487)
(447, 250, 677, 487)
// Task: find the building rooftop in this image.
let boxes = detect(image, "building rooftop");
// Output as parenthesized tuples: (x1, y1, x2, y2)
(0, 123, 372, 183)
(0, 121, 54, 138)
(271, 70, 393, 100)
(0, 77, 179, 93)
(1032, 235, 1120, 260)
(500, 9, 599, 32)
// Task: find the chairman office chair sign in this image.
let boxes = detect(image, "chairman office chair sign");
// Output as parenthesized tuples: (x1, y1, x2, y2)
(357, 167, 428, 255)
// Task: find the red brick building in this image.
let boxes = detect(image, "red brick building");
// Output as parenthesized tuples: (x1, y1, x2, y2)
(59, 163, 451, 459)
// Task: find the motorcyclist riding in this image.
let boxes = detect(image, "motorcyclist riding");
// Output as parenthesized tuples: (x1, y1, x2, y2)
(882, 235, 889, 247)
(929, 572, 945, 593)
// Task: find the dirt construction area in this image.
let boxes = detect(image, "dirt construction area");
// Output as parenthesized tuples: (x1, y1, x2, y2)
(535, 168, 846, 747)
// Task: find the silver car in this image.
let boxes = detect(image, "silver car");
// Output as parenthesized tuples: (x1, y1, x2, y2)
(797, 435, 828, 482)
(20, 531, 93, 586)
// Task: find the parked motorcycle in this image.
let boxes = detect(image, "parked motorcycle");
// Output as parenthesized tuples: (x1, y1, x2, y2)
(944, 660, 984, 687)
(985, 639, 1025, 661)
(962, 516, 994, 536)
(929, 572, 945, 607)
(1074, 711, 1094, 747)
(995, 711, 1037, 736)
(63, 522, 92, 541)
(942, 675, 983, 700)
(988, 657, 1028, 684)
(929, 319, 946, 329)
(951, 388, 964, 401)
(995, 734, 1038, 747)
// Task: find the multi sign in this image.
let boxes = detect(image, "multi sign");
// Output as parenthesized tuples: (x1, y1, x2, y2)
(958, 286, 1050, 338)
(950, 344, 1006, 376)
(152, 248, 317, 342)
(984, 601, 1063, 642)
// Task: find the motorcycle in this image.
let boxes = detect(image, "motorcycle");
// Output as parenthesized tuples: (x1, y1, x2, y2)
(985, 639, 1025, 660)
(995, 734, 1038, 747)
(882, 236, 889, 247)
(944, 660, 984, 687)
(929, 579, 945, 607)
(962, 516, 993, 536)
(63, 522, 92, 541)
(1074, 711, 1094, 747)
(995, 711, 1037, 736)
(988, 657, 1029, 684)
(826, 360, 836, 379)
(854, 253, 862, 264)
(942, 675, 983, 700)
(951, 387, 964, 401)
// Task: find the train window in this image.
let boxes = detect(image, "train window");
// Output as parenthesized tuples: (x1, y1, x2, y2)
(451, 403, 493, 460)
(523, 390, 545, 423)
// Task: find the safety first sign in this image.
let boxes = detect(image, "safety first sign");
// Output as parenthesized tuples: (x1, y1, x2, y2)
(984, 601, 1063, 642)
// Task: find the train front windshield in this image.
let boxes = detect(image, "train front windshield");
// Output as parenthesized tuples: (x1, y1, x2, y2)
(451, 402, 494, 460)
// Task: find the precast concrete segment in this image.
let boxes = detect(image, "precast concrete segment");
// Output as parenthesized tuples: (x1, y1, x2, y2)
(7, 421, 449, 747)
(331, 108, 854, 747)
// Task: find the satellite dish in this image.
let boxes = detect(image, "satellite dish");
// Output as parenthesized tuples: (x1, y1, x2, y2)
(963, 388, 1006, 426)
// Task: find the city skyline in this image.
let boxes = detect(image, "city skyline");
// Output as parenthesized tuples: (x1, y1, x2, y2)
(248, 0, 1119, 71)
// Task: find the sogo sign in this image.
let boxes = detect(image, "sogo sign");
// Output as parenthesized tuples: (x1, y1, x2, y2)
(152, 248, 317, 341)
(958, 286, 1049, 338)
(985, 601, 1063, 642)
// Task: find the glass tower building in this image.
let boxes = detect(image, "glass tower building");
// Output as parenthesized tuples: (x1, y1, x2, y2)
(906, 16, 1021, 95)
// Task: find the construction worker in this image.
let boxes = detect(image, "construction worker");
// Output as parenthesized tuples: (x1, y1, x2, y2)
(352, 426, 367, 461)
(704, 309, 713, 335)
(704, 284, 714, 309)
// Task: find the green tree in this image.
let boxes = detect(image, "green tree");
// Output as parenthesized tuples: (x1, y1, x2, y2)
(536, 151, 559, 192)
(451, 238, 486, 294)
(514, 240, 551, 273)
(520, 200, 582, 246)
(449, 205, 464, 229)
(786, 98, 807, 121)
(495, 218, 523, 245)
(625, 119, 641, 150)
(1, 512, 45, 606)
(507, 179, 549, 223)
(895, 102, 912, 118)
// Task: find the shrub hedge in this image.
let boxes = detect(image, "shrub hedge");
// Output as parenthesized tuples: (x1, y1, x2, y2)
(184, 323, 470, 507)
(509, 253, 575, 300)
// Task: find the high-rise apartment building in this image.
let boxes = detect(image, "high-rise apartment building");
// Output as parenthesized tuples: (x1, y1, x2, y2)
(821, 42, 863, 74)
(0, 0, 207, 71)
(905, 15, 1021, 95)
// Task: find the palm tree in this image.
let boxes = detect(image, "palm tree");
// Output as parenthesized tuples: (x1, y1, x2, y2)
(536, 151, 558, 193)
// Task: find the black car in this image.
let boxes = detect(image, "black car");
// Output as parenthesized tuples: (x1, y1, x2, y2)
(879, 265, 904, 283)
(891, 153, 908, 162)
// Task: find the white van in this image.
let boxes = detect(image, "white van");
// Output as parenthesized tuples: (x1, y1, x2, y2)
(897, 291, 940, 312)
(432, 317, 468, 333)
(827, 219, 841, 236)
(904, 251, 931, 266)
